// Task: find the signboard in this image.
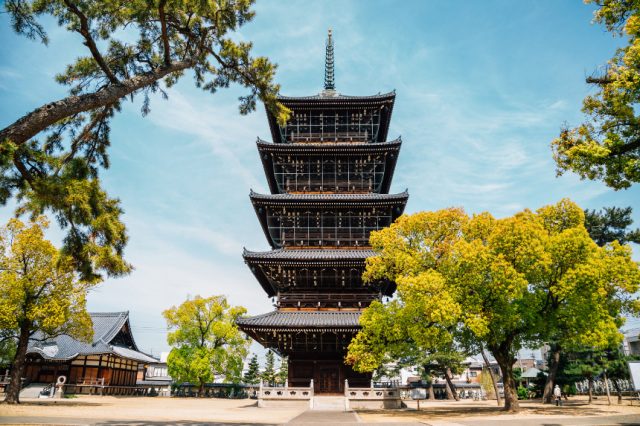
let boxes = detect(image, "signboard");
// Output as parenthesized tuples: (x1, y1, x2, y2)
(409, 388, 426, 400)
(627, 361, 640, 392)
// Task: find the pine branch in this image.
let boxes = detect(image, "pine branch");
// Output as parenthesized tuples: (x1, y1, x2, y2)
(62, 0, 119, 85)
(158, 0, 171, 66)
(0, 53, 201, 149)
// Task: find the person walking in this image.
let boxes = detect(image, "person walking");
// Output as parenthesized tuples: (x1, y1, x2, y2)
(554, 384, 563, 407)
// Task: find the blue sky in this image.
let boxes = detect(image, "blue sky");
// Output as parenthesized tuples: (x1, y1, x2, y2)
(1, 0, 639, 362)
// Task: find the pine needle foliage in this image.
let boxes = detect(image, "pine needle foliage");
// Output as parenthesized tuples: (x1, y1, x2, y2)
(1, 0, 290, 280)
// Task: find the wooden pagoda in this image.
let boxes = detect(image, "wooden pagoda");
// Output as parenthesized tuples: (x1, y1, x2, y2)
(237, 30, 407, 395)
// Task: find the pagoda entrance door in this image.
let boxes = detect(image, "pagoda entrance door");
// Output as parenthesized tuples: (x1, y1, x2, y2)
(319, 368, 340, 394)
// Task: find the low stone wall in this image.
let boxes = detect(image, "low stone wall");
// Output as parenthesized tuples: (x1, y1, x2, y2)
(258, 398, 311, 408)
(348, 398, 402, 409)
(345, 385, 401, 410)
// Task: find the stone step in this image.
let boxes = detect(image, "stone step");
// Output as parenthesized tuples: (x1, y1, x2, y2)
(312, 396, 346, 410)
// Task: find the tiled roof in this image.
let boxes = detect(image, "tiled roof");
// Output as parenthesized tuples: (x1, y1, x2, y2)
(236, 310, 362, 329)
(277, 91, 396, 101)
(27, 312, 159, 363)
(112, 345, 159, 363)
(243, 248, 376, 261)
(249, 190, 409, 203)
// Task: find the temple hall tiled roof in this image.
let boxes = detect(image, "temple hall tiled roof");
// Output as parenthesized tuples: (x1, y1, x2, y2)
(26, 312, 159, 363)
(236, 311, 362, 329)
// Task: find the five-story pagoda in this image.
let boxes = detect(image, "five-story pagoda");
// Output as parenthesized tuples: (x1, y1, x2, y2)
(237, 31, 408, 395)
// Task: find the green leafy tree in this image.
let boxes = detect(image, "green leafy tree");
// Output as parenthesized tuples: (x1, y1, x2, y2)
(346, 199, 640, 412)
(551, 0, 640, 190)
(276, 356, 288, 384)
(0, 0, 290, 281)
(0, 331, 17, 369)
(0, 217, 98, 404)
(584, 207, 640, 246)
(261, 350, 277, 385)
(163, 295, 249, 397)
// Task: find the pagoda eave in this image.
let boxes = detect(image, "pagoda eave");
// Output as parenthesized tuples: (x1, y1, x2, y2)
(242, 248, 397, 298)
(256, 137, 402, 195)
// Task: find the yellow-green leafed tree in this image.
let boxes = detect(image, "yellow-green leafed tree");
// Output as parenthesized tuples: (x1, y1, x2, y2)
(163, 295, 249, 397)
(551, 0, 640, 190)
(346, 199, 640, 413)
(0, 217, 99, 404)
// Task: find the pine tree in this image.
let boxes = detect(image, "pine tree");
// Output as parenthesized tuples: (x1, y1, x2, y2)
(277, 356, 289, 384)
(261, 351, 277, 386)
(244, 354, 261, 385)
(564, 347, 603, 405)
(584, 207, 640, 246)
(425, 350, 469, 401)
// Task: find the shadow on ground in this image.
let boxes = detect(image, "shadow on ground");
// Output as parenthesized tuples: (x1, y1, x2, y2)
(360, 399, 632, 421)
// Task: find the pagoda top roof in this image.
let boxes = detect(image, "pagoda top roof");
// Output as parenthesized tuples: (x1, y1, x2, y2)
(266, 91, 396, 144)
(236, 310, 362, 330)
(276, 91, 395, 102)
(249, 189, 409, 205)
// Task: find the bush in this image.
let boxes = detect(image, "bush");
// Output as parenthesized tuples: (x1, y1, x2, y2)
(517, 386, 528, 400)
(563, 384, 577, 396)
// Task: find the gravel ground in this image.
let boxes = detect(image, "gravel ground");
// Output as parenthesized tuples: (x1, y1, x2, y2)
(0, 396, 302, 423)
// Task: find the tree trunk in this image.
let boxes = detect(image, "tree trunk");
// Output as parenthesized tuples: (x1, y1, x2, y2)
(481, 350, 502, 406)
(587, 377, 593, 405)
(543, 349, 561, 404)
(4, 325, 30, 404)
(441, 366, 459, 401)
(0, 56, 200, 147)
(493, 350, 520, 412)
(428, 381, 435, 400)
(603, 371, 611, 406)
(613, 379, 623, 404)
(198, 379, 205, 398)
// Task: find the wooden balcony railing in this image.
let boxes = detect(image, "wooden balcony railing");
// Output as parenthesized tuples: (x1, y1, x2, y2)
(279, 293, 378, 310)
(288, 132, 370, 144)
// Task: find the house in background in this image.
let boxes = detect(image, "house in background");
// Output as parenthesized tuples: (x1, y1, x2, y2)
(22, 312, 158, 395)
(136, 352, 172, 396)
(622, 329, 640, 356)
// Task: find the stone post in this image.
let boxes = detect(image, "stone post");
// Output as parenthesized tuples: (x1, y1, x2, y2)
(285, 379, 288, 389)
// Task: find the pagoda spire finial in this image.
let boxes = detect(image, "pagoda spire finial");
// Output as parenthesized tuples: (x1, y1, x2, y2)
(323, 29, 336, 93)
